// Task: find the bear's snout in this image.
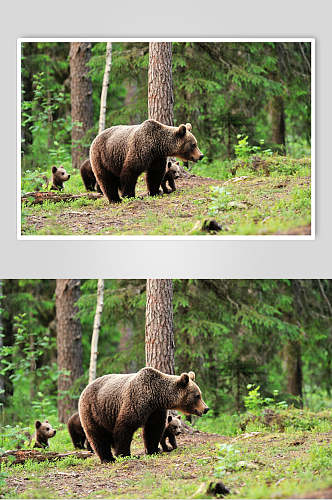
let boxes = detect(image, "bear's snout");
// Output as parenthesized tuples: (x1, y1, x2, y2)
(203, 407, 210, 414)
(53, 430, 56, 435)
(199, 154, 204, 161)
(67, 174, 71, 179)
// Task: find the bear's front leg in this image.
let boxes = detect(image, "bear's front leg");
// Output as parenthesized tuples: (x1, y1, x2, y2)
(143, 409, 167, 455)
(146, 160, 167, 196)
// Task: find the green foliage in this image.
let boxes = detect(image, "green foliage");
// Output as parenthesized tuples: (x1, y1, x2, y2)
(215, 443, 242, 476)
(244, 384, 288, 412)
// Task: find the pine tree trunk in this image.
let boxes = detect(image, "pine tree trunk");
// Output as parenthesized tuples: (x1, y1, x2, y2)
(70, 42, 94, 169)
(283, 340, 303, 407)
(145, 279, 174, 374)
(56, 279, 83, 423)
(148, 42, 174, 126)
(98, 43, 112, 135)
(89, 279, 104, 384)
(270, 95, 286, 152)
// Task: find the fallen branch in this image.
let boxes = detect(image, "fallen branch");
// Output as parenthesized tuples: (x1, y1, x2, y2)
(0, 449, 93, 465)
(21, 191, 102, 205)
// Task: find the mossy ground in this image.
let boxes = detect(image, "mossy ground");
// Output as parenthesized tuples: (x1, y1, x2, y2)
(1, 409, 331, 499)
(20, 157, 312, 236)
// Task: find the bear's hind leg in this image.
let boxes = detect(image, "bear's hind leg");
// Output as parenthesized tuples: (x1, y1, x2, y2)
(143, 409, 167, 455)
(95, 169, 121, 203)
(120, 170, 139, 199)
(146, 160, 167, 196)
(85, 429, 114, 463)
(112, 422, 136, 457)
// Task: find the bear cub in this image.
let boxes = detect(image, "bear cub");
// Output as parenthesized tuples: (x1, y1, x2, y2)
(161, 159, 181, 194)
(67, 412, 92, 451)
(160, 414, 182, 451)
(50, 165, 70, 191)
(33, 420, 56, 448)
(80, 159, 102, 193)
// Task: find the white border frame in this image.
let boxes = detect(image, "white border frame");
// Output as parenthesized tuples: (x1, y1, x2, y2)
(17, 38, 315, 241)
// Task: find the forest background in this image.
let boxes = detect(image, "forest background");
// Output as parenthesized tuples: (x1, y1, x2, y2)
(1, 279, 330, 424)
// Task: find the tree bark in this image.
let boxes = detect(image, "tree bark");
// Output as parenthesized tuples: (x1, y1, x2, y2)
(148, 42, 174, 126)
(89, 279, 104, 384)
(145, 279, 174, 374)
(70, 42, 94, 169)
(56, 279, 83, 423)
(270, 95, 286, 151)
(283, 339, 303, 407)
(98, 43, 112, 135)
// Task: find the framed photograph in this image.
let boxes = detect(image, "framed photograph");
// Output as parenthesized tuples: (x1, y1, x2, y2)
(18, 39, 315, 240)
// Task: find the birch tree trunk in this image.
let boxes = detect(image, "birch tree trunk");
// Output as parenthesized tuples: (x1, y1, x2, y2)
(98, 43, 112, 135)
(89, 279, 104, 384)
(145, 279, 174, 374)
(56, 279, 83, 423)
(148, 42, 174, 126)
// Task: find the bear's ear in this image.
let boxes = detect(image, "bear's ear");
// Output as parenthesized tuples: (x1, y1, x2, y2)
(177, 124, 187, 137)
(52, 166, 57, 174)
(168, 415, 173, 423)
(179, 372, 189, 387)
(35, 420, 42, 429)
(188, 371, 195, 381)
(178, 415, 182, 419)
(186, 123, 192, 132)
(45, 420, 49, 423)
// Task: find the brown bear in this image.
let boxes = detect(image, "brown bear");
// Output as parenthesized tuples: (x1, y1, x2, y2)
(160, 159, 181, 194)
(78, 367, 209, 463)
(50, 165, 70, 191)
(89, 120, 203, 203)
(160, 414, 182, 452)
(33, 420, 56, 448)
(67, 412, 92, 451)
(80, 159, 102, 193)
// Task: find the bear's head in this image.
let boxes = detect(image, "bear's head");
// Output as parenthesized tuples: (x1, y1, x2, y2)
(167, 160, 181, 179)
(175, 371, 209, 417)
(35, 419, 56, 440)
(52, 165, 71, 185)
(166, 414, 182, 436)
(174, 124, 204, 163)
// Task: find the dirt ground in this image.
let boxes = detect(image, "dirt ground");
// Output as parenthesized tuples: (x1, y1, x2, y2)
(4, 431, 226, 498)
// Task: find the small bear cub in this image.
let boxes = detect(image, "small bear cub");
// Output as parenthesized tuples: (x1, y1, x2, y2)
(160, 414, 182, 452)
(67, 411, 92, 451)
(33, 420, 56, 448)
(161, 159, 181, 194)
(51, 165, 70, 191)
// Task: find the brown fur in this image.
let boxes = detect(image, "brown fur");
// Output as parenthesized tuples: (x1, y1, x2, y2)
(33, 420, 56, 448)
(161, 159, 181, 194)
(89, 120, 203, 203)
(160, 414, 182, 452)
(50, 165, 70, 191)
(78, 367, 209, 463)
(80, 159, 102, 192)
(67, 412, 92, 451)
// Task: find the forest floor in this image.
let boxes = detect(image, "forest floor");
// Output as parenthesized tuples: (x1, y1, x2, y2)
(20, 169, 311, 236)
(2, 423, 331, 498)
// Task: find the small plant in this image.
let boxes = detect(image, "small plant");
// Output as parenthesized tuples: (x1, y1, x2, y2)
(208, 186, 233, 216)
(214, 443, 242, 477)
(244, 384, 288, 412)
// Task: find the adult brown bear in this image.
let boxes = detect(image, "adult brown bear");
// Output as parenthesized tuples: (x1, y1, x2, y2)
(89, 120, 203, 203)
(78, 367, 209, 463)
